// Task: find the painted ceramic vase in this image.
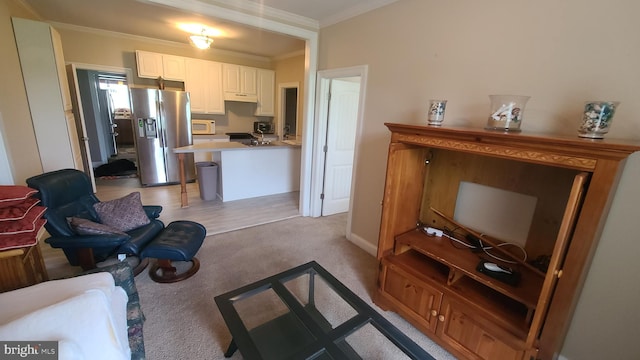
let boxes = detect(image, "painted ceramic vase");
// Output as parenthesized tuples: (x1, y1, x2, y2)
(485, 95, 530, 132)
(578, 101, 619, 139)
(427, 100, 447, 126)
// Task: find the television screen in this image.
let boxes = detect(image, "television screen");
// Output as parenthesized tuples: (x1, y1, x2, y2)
(454, 181, 537, 247)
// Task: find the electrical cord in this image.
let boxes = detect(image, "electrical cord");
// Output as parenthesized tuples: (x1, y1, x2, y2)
(417, 222, 527, 264)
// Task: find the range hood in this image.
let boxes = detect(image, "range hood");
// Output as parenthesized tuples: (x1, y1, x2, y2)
(224, 93, 257, 103)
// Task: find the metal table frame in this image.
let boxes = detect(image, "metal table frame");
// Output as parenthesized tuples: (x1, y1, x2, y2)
(214, 261, 434, 360)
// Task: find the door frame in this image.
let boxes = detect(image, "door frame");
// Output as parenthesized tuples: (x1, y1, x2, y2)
(68, 63, 134, 190)
(277, 82, 300, 139)
(311, 65, 368, 234)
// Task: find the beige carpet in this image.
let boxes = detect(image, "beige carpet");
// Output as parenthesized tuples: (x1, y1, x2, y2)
(134, 214, 456, 359)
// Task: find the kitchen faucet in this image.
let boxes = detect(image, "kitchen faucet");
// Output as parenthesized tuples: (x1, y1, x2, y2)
(283, 124, 290, 139)
(256, 129, 268, 144)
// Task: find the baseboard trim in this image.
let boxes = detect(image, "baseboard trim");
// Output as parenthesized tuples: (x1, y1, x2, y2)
(347, 232, 377, 256)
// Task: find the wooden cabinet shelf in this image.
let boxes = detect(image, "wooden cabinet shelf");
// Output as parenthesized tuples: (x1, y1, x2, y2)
(374, 123, 640, 360)
(395, 229, 543, 309)
(384, 249, 531, 339)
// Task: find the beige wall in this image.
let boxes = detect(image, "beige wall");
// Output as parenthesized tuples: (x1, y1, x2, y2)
(57, 26, 274, 75)
(274, 53, 305, 136)
(319, 0, 640, 358)
(0, 0, 43, 182)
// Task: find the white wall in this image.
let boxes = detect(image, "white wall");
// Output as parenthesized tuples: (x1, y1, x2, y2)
(318, 0, 640, 358)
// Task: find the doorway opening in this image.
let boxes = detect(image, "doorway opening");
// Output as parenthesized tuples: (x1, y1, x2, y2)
(284, 88, 297, 139)
(278, 83, 300, 142)
(68, 64, 138, 190)
(75, 70, 137, 181)
(311, 66, 368, 238)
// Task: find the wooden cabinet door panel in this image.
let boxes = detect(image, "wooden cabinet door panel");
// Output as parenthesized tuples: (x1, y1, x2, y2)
(136, 51, 163, 79)
(255, 69, 275, 116)
(204, 61, 225, 114)
(162, 55, 185, 81)
(383, 266, 442, 332)
(241, 66, 257, 96)
(185, 59, 206, 113)
(437, 298, 525, 360)
(223, 64, 241, 93)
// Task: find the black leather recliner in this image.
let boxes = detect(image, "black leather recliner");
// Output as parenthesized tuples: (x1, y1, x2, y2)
(26, 169, 164, 272)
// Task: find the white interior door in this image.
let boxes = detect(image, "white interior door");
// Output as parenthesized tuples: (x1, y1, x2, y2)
(321, 78, 360, 216)
(67, 64, 96, 191)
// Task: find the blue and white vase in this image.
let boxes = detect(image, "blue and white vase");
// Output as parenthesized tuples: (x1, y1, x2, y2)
(578, 101, 620, 139)
(427, 100, 447, 126)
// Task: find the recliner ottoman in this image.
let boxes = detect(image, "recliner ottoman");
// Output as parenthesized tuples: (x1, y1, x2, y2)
(140, 220, 206, 283)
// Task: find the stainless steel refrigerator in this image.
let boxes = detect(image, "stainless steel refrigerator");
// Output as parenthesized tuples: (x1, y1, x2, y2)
(130, 88, 195, 186)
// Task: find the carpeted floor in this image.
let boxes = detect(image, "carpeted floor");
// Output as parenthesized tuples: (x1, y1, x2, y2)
(135, 214, 456, 359)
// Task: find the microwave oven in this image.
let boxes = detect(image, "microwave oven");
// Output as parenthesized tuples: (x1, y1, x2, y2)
(192, 119, 216, 135)
(254, 121, 274, 134)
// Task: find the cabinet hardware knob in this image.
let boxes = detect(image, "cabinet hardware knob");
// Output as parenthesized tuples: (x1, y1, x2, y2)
(431, 310, 438, 317)
(438, 315, 445, 322)
(554, 269, 563, 278)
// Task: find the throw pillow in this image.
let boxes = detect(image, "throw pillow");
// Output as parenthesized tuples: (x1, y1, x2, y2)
(0, 197, 40, 222)
(93, 192, 150, 232)
(0, 185, 38, 209)
(67, 217, 128, 236)
(0, 205, 46, 234)
(0, 219, 46, 251)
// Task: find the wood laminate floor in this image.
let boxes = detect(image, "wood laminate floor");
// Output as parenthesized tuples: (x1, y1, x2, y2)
(41, 177, 300, 279)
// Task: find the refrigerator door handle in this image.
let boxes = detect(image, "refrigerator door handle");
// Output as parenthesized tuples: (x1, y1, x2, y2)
(158, 99, 170, 177)
(156, 100, 164, 147)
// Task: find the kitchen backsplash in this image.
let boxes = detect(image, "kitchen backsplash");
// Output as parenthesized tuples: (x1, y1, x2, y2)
(193, 101, 273, 135)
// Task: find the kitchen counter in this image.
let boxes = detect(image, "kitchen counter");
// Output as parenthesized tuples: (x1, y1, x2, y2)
(173, 141, 302, 207)
(173, 140, 300, 154)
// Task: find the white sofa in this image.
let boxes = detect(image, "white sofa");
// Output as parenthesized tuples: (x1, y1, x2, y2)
(0, 272, 130, 360)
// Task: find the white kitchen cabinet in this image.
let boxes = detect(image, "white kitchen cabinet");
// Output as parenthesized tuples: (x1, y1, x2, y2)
(185, 59, 225, 114)
(135, 51, 163, 78)
(12, 17, 81, 172)
(255, 69, 275, 116)
(135, 50, 185, 81)
(162, 54, 186, 81)
(222, 64, 257, 102)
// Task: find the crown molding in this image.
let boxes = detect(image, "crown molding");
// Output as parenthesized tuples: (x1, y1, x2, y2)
(272, 49, 305, 62)
(144, 0, 318, 41)
(14, 0, 43, 19)
(142, 0, 319, 31)
(49, 21, 272, 63)
(320, 0, 398, 27)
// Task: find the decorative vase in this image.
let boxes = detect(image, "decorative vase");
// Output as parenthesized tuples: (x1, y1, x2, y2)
(427, 99, 447, 126)
(577, 101, 620, 139)
(485, 95, 530, 132)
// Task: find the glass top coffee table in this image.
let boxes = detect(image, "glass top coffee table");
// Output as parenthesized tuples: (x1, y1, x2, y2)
(214, 261, 434, 360)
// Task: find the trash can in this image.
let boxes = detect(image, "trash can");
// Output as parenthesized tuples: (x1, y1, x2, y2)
(195, 162, 218, 201)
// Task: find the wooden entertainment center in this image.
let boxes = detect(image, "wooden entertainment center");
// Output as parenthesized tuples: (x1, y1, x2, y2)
(374, 123, 640, 360)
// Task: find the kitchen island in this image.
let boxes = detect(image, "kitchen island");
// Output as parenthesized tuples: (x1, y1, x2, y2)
(174, 141, 301, 207)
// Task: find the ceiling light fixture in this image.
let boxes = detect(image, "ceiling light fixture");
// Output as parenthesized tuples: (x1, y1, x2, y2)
(190, 29, 213, 50)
